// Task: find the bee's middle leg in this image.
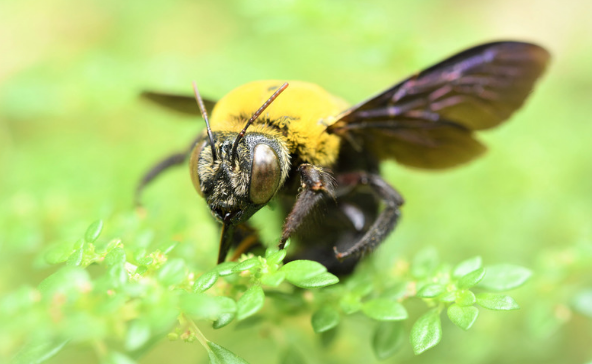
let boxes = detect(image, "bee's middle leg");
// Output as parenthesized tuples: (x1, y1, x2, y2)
(333, 172, 404, 260)
(135, 137, 201, 206)
(135, 152, 187, 206)
(278, 163, 335, 249)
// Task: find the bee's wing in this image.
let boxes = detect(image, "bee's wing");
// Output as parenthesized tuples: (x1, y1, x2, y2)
(141, 91, 217, 116)
(328, 41, 550, 169)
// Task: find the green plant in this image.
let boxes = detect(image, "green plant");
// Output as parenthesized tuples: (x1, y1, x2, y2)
(4, 219, 532, 364)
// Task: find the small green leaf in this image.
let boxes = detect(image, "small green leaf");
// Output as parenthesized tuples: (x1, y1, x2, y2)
(447, 304, 479, 330)
(213, 313, 236, 329)
(237, 285, 265, 320)
(265, 248, 279, 257)
(411, 247, 439, 278)
(44, 242, 75, 264)
(38, 267, 91, 299)
(410, 309, 442, 355)
(288, 272, 339, 289)
(66, 248, 83, 267)
(207, 341, 251, 364)
(438, 291, 456, 303)
(125, 320, 151, 351)
(213, 296, 237, 315)
(11, 340, 68, 364)
(167, 333, 178, 341)
(478, 264, 532, 291)
(417, 284, 446, 298)
(339, 294, 362, 314)
(266, 249, 287, 265)
(137, 256, 153, 266)
(372, 321, 404, 360)
(216, 262, 238, 276)
(280, 260, 327, 281)
(194, 271, 219, 292)
(84, 220, 103, 243)
(133, 248, 147, 262)
(476, 293, 520, 310)
(362, 299, 408, 321)
(80, 243, 97, 267)
(73, 238, 85, 250)
(180, 293, 221, 320)
(345, 273, 373, 294)
(311, 306, 340, 333)
(379, 282, 409, 301)
(105, 247, 126, 266)
(156, 259, 186, 286)
(458, 268, 485, 289)
(232, 258, 261, 273)
(210, 297, 237, 329)
(109, 263, 128, 288)
(452, 256, 482, 278)
(260, 271, 285, 287)
(157, 241, 179, 255)
(455, 290, 476, 306)
(105, 238, 120, 251)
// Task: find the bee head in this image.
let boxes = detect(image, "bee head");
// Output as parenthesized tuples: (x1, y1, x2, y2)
(189, 131, 290, 224)
(188, 82, 290, 226)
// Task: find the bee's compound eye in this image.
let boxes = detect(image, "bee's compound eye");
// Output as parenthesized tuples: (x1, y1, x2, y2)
(189, 141, 207, 197)
(250, 144, 281, 204)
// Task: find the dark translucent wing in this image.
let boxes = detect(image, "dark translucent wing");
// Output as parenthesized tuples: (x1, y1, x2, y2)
(328, 41, 550, 169)
(359, 120, 487, 169)
(141, 91, 216, 116)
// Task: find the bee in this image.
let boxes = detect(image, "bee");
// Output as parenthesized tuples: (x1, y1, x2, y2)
(137, 41, 549, 274)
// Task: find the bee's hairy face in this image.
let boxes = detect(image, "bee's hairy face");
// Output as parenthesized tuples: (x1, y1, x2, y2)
(189, 131, 290, 225)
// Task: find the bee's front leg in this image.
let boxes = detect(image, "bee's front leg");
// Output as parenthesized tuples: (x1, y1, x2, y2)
(278, 164, 336, 249)
(333, 172, 404, 260)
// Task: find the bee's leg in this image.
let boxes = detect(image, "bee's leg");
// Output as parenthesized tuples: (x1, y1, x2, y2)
(278, 164, 336, 249)
(135, 152, 187, 206)
(218, 222, 263, 263)
(135, 137, 201, 206)
(218, 221, 236, 264)
(333, 172, 404, 260)
(228, 224, 262, 261)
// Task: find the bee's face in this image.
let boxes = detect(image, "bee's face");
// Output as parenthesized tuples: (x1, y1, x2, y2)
(189, 131, 290, 225)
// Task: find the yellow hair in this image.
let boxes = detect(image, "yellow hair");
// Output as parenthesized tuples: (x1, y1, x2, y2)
(209, 80, 348, 167)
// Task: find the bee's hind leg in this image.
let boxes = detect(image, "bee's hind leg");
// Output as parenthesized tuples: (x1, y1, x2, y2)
(333, 172, 404, 260)
(278, 164, 336, 249)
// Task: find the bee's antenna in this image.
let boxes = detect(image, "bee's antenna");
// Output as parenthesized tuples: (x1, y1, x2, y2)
(192, 81, 218, 162)
(230, 82, 289, 163)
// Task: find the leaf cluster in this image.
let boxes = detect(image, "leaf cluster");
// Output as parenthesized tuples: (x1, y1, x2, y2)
(3, 221, 533, 364)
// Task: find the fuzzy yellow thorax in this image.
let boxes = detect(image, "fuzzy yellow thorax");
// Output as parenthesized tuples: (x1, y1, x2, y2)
(209, 80, 349, 167)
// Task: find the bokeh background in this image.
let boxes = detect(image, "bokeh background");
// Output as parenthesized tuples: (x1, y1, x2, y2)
(1, 0, 592, 363)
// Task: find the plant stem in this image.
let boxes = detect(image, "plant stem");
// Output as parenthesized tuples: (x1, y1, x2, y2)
(183, 314, 210, 351)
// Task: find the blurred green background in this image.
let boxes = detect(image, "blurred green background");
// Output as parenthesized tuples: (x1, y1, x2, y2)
(1, 0, 592, 363)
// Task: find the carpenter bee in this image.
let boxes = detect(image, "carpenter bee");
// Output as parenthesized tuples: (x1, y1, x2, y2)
(137, 41, 549, 275)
